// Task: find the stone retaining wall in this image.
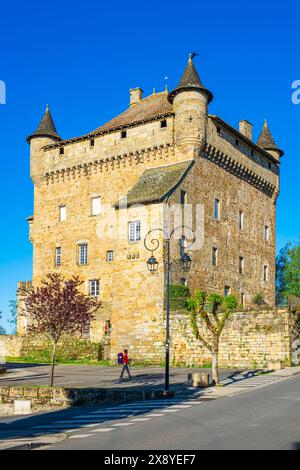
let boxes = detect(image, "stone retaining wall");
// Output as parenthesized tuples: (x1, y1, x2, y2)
(0, 386, 167, 415)
(170, 308, 299, 368)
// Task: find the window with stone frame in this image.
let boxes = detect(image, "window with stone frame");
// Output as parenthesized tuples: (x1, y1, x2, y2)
(263, 265, 268, 282)
(214, 198, 220, 220)
(78, 243, 88, 265)
(128, 221, 141, 243)
(106, 250, 114, 262)
(212, 247, 218, 266)
(89, 279, 100, 297)
(55, 247, 62, 267)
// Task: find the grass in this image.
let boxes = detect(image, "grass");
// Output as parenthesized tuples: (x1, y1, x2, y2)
(6, 356, 112, 366)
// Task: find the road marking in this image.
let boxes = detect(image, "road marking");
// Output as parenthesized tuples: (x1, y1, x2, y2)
(169, 405, 191, 409)
(148, 413, 164, 417)
(69, 434, 91, 439)
(91, 428, 116, 433)
(158, 409, 179, 413)
(112, 422, 134, 427)
(130, 418, 151, 422)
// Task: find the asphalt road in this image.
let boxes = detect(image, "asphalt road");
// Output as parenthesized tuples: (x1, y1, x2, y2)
(46, 374, 300, 450)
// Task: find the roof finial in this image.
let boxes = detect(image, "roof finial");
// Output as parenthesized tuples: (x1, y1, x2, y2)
(189, 52, 198, 61)
(264, 118, 268, 127)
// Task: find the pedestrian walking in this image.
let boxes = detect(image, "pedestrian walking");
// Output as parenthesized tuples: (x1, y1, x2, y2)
(119, 349, 132, 380)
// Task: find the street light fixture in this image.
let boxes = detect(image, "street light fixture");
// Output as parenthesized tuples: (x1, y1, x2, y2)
(144, 225, 195, 394)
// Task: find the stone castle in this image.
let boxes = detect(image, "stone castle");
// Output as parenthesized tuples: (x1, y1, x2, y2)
(18, 55, 284, 362)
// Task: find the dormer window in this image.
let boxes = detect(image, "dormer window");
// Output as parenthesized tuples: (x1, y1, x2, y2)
(121, 130, 127, 139)
(160, 120, 167, 129)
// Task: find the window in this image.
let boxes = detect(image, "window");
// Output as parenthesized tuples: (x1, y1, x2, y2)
(121, 130, 127, 139)
(78, 244, 88, 265)
(239, 256, 244, 274)
(55, 247, 61, 267)
(214, 198, 220, 220)
(82, 322, 90, 339)
(263, 265, 268, 282)
(250, 149, 254, 157)
(89, 279, 100, 297)
(106, 250, 114, 262)
(129, 221, 141, 242)
(179, 236, 187, 257)
(91, 196, 101, 216)
(224, 286, 231, 297)
(90, 138, 95, 147)
(212, 247, 218, 266)
(180, 190, 187, 205)
(160, 119, 167, 128)
(268, 162, 271, 169)
(59, 147, 64, 155)
(235, 139, 240, 146)
(264, 225, 269, 241)
(180, 278, 187, 286)
(241, 292, 245, 307)
(239, 211, 244, 230)
(217, 126, 221, 134)
(59, 205, 67, 222)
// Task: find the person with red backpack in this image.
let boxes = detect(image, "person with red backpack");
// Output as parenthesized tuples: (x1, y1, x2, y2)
(118, 349, 132, 380)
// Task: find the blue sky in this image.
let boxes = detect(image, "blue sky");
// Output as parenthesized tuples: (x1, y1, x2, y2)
(0, 0, 299, 331)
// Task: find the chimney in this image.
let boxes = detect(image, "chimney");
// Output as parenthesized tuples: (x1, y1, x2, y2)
(239, 120, 253, 141)
(129, 87, 143, 107)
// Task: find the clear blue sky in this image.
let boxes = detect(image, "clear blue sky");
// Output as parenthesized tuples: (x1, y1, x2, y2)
(0, 0, 299, 331)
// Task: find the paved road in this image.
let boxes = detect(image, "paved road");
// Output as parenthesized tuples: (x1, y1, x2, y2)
(41, 374, 300, 450)
(1, 363, 238, 390)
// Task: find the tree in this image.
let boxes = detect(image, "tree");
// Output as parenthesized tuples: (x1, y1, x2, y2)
(276, 244, 289, 306)
(284, 241, 300, 299)
(186, 291, 238, 385)
(19, 273, 101, 386)
(0, 311, 6, 335)
(8, 299, 18, 334)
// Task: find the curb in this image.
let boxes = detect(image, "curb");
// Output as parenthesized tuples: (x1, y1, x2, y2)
(0, 433, 67, 451)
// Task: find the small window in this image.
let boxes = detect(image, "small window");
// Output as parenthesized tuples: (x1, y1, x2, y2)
(179, 236, 187, 257)
(214, 198, 220, 221)
(264, 225, 269, 241)
(90, 138, 95, 147)
(239, 256, 244, 274)
(55, 247, 61, 267)
(128, 221, 141, 242)
(250, 149, 254, 157)
(160, 119, 167, 128)
(89, 279, 100, 297)
(104, 320, 111, 335)
(82, 321, 90, 339)
(121, 130, 127, 139)
(59, 147, 64, 155)
(224, 286, 231, 297)
(263, 265, 268, 282)
(268, 162, 271, 169)
(59, 205, 67, 222)
(235, 139, 239, 146)
(239, 211, 244, 230)
(212, 247, 218, 266)
(180, 190, 187, 206)
(91, 196, 101, 216)
(180, 278, 187, 286)
(241, 292, 245, 307)
(106, 250, 114, 262)
(217, 126, 221, 134)
(78, 244, 88, 265)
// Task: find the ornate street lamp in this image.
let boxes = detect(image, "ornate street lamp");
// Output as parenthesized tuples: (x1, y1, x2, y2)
(144, 226, 195, 394)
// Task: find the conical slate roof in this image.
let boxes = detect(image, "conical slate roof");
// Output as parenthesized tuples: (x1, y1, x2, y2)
(257, 120, 283, 157)
(27, 105, 61, 143)
(168, 54, 213, 104)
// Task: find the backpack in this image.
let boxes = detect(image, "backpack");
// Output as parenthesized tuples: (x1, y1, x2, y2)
(117, 352, 123, 365)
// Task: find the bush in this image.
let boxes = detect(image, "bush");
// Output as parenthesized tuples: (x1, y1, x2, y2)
(23, 334, 103, 362)
(252, 292, 266, 306)
(169, 284, 190, 310)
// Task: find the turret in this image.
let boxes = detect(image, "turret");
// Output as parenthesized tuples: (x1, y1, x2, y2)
(27, 105, 62, 184)
(257, 120, 284, 162)
(168, 54, 213, 153)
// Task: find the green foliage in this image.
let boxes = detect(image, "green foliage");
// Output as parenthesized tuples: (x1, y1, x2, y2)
(276, 244, 289, 305)
(169, 284, 190, 310)
(252, 292, 265, 306)
(0, 311, 6, 335)
(8, 299, 17, 334)
(284, 241, 300, 298)
(222, 294, 238, 311)
(23, 335, 103, 362)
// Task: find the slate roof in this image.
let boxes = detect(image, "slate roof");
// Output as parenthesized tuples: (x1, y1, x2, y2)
(116, 160, 194, 207)
(168, 54, 213, 104)
(257, 120, 283, 156)
(27, 105, 61, 143)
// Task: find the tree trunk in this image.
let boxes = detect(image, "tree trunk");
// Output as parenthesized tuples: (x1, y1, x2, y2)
(211, 339, 219, 385)
(49, 340, 57, 387)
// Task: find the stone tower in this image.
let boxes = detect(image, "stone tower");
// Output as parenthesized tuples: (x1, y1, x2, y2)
(27, 105, 61, 184)
(257, 119, 284, 162)
(168, 54, 213, 153)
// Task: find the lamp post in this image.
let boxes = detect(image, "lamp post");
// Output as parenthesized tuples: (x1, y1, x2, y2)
(144, 226, 194, 394)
